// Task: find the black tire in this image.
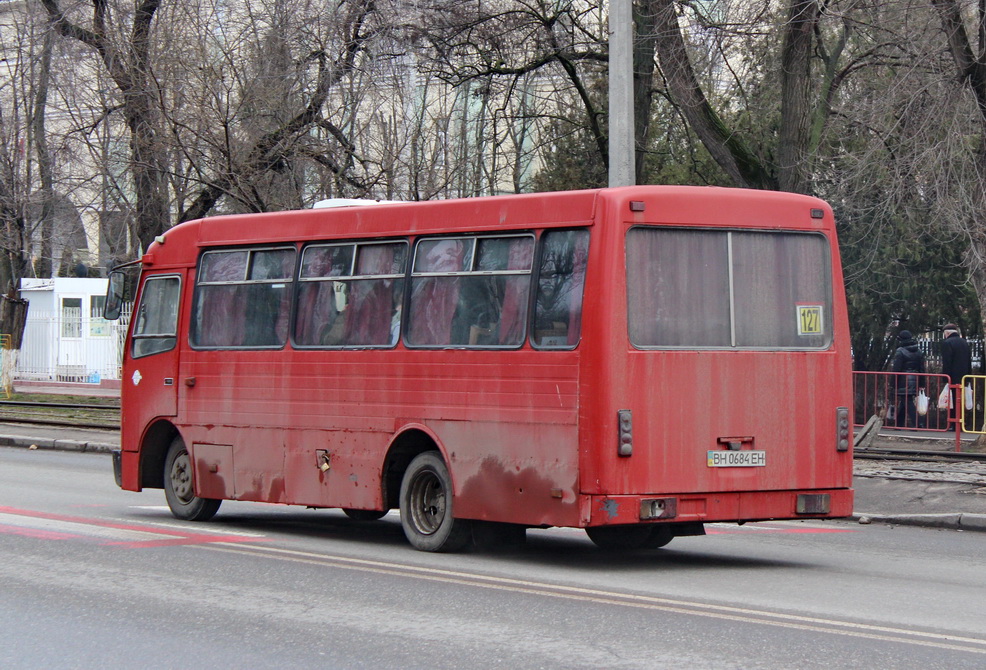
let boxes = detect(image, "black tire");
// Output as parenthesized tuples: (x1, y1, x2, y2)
(343, 508, 388, 521)
(642, 525, 674, 549)
(399, 452, 471, 552)
(585, 524, 672, 551)
(163, 436, 221, 521)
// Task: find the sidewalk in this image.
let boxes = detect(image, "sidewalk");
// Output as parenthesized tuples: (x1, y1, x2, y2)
(849, 426, 986, 531)
(13, 380, 121, 398)
(0, 423, 118, 453)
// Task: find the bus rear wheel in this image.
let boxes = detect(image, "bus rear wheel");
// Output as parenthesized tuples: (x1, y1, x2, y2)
(163, 436, 221, 522)
(586, 524, 673, 551)
(399, 452, 471, 552)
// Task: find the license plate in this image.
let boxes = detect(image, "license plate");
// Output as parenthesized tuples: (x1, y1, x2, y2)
(707, 450, 766, 467)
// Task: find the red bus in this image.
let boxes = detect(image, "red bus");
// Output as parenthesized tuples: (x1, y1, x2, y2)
(105, 186, 854, 552)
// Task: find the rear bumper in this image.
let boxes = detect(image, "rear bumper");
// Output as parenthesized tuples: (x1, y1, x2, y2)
(587, 488, 854, 526)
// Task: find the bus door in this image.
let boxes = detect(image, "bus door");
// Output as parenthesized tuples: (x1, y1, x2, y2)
(122, 273, 184, 446)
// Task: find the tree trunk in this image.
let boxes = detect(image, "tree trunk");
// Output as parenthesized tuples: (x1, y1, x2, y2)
(633, 0, 659, 181)
(777, 0, 820, 194)
(0, 291, 28, 349)
(933, 0, 986, 346)
(32, 25, 56, 277)
(0, 291, 27, 397)
(652, 0, 776, 189)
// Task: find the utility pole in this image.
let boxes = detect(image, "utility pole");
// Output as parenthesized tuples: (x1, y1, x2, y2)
(608, 0, 635, 187)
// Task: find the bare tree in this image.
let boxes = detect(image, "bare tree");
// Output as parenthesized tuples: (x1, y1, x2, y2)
(172, 0, 381, 220)
(416, 0, 612, 175)
(930, 0, 986, 334)
(41, 0, 169, 256)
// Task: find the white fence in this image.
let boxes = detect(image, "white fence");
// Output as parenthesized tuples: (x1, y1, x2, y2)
(16, 305, 131, 382)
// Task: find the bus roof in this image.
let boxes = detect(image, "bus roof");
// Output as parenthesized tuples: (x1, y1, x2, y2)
(141, 186, 832, 267)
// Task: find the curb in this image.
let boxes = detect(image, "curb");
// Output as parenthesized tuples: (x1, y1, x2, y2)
(852, 512, 986, 532)
(0, 435, 117, 454)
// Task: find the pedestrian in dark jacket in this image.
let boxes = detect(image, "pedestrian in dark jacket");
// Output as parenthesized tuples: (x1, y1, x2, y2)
(940, 323, 972, 431)
(892, 330, 925, 428)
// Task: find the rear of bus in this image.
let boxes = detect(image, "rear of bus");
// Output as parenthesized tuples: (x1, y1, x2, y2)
(578, 187, 853, 543)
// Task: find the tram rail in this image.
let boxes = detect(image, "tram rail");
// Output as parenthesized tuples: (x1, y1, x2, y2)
(0, 400, 120, 411)
(0, 400, 119, 431)
(854, 449, 986, 485)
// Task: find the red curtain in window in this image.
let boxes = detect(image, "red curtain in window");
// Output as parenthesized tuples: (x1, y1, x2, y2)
(198, 253, 249, 346)
(272, 252, 295, 343)
(295, 252, 338, 345)
(409, 240, 465, 345)
(497, 239, 532, 345)
(343, 246, 395, 345)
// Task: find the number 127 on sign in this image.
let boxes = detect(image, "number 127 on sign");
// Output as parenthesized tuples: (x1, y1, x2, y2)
(797, 305, 823, 335)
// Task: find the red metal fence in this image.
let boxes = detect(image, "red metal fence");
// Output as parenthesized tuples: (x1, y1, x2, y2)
(852, 371, 953, 432)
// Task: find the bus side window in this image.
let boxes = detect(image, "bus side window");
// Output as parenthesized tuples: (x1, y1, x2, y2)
(407, 235, 534, 348)
(533, 230, 589, 349)
(243, 248, 294, 346)
(295, 241, 406, 348)
(408, 239, 468, 346)
(342, 243, 406, 346)
(191, 247, 295, 349)
(132, 275, 181, 358)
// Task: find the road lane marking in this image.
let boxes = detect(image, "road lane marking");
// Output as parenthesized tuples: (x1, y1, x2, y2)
(0, 506, 268, 548)
(122, 511, 267, 537)
(200, 541, 986, 656)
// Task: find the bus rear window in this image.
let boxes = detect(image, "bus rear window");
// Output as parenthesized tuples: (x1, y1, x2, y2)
(626, 228, 832, 349)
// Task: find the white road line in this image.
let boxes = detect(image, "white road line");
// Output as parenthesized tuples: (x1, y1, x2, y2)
(199, 541, 986, 655)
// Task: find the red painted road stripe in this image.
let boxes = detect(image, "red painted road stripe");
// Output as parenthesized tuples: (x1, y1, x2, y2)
(0, 525, 78, 541)
(0, 506, 267, 548)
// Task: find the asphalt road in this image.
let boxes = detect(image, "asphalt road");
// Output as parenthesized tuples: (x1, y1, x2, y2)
(2, 446, 986, 669)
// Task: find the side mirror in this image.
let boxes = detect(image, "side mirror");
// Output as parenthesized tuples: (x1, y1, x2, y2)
(103, 270, 125, 320)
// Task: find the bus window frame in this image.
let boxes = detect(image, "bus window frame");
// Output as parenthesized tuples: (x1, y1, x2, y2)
(189, 244, 297, 350)
(530, 228, 590, 352)
(131, 273, 182, 359)
(405, 232, 536, 350)
(292, 239, 409, 350)
(625, 226, 834, 352)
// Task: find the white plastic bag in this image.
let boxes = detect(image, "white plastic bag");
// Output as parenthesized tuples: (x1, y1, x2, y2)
(916, 390, 929, 416)
(966, 384, 975, 411)
(938, 386, 951, 410)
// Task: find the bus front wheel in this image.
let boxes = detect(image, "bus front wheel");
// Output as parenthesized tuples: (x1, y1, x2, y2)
(163, 436, 222, 522)
(399, 452, 471, 552)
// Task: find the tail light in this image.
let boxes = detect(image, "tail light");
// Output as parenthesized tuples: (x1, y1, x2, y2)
(617, 409, 633, 457)
(836, 407, 850, 451)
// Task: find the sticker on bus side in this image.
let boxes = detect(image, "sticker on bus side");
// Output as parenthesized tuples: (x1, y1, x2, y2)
(707, 450, 766, 467)
(796, 305, 823, 336)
